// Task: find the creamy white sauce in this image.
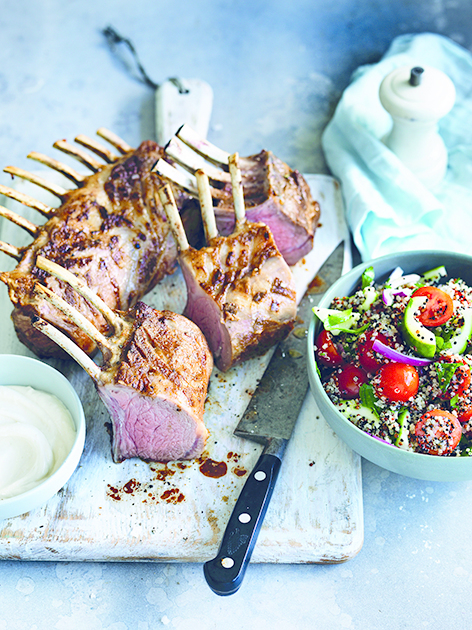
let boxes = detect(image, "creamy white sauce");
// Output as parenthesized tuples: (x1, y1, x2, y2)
(0, 385, 76, 500)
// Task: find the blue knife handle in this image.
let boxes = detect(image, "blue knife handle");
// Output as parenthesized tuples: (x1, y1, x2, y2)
(203, 452, 282, 596)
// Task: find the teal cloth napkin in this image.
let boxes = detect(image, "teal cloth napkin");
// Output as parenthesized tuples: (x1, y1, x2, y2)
(322, 33, 472, 261)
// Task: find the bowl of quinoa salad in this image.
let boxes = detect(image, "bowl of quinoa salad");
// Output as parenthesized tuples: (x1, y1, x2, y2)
(307, 250, 472, 481)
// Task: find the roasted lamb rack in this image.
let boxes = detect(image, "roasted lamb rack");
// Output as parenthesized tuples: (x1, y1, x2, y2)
(155, 124, 320, 266)
(31, 255, 213, 463)
(0, 129, 183, 358)
(158, 153, 297, 373)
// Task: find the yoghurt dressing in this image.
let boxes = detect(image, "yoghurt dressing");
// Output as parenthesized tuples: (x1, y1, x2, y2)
(0, 385, 77, 499)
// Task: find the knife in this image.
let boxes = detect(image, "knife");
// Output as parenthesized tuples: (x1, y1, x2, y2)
(203, 241, 345, 596)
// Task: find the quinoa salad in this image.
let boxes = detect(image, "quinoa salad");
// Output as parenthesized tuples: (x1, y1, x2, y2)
(313, 264, 472, 457)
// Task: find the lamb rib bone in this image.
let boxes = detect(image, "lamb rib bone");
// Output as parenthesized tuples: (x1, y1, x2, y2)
(158, 156, 297, 372)
(227, 153, 245, 228)
(96, 127, 133, 154)
(177, 123, 230, 167)
(74, 134, 120, 163)
(165, 136, 231, 185)
(32, 256, 213, 463)
(195, 170, 217, 242)
(26, 152, 85, 185)
(0, 204, 39, 236)
(0, 183, 52, 217)
(52, 139, 103, 172)
(3, 167, 67, 199)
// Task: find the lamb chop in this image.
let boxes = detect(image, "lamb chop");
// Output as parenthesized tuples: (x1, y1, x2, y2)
(31, 255, 213, 463)
(0, 129, 182, 358)
(154, 124, 320, 265)
(158, 153, 297, 373)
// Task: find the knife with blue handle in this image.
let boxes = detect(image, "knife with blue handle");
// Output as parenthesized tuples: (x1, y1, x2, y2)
(203, 241, 345, 595)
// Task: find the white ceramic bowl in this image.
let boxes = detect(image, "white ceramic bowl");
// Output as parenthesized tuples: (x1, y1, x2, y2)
(0, 354, 85, 518)
(307, 250, 472, 482)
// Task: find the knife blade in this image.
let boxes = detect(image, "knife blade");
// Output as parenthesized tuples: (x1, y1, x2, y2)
(203, 241, 345, 596)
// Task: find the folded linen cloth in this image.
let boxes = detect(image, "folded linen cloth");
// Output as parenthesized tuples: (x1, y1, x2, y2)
(322, 32, 472, 261)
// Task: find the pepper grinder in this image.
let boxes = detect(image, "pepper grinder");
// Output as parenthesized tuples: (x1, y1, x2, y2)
(379, 64, 456, 188)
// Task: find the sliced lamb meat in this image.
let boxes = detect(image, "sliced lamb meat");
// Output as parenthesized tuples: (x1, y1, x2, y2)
(31, 256, 213, 463)
(154, 124, 320, 265)
(159, 153, 297, 373)
(0, 129, 183, 358)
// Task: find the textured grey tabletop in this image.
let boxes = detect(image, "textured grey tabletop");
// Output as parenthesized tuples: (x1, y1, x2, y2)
(1, 1, 472, 628)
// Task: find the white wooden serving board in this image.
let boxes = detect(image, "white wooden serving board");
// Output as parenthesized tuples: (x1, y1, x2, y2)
(0, 173, 363, 563)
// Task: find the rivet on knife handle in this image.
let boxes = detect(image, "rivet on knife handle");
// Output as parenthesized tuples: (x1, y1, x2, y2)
(203, 450, 282, 596)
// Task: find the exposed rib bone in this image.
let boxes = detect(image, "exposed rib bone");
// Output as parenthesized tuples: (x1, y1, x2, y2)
(0, 240, 21, 260)
(34, 282, 115, 359)
(32, 317, 101, 382)
(0, 184, 52, 216)
(228, 153, 246, 227)
(176, 124, 230, 167)
(75, 134, 119, 163)
(26, 151, 85, 185)
(152, 158, 227, 202)
(96, 127, 133, 154)
(4, 166, 67, 199)
(158, 185, 189, 253)
(153, 158, 198, 195)
(0, 204, 39, 236)
(195, 170, 218, 242)
(53, 140, 103, 172)
(35, 255, 128, 340)
(165, 137, 231, 185)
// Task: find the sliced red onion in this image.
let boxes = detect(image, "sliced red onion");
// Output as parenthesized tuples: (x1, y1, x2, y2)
(382, 287, 411, 306)
(372, 338, 433, 366)
(393, 289, 410, 298)
(382, 288, 393, 306)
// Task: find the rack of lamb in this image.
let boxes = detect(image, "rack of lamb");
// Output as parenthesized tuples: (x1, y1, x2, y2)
(158, 153, 297, 373)
(31, 256, 213, 463)
(155, 124, 320, 265)
(0, 129, 182, 358)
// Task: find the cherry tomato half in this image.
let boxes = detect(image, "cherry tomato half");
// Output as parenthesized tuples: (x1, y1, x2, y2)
(315, 329, 344, 367)
(334, 364, 368, 399)
(456, 403, 472, 424)
(412, 286, 453, 327)
(357, 331, 390, 373)
(373, 362, 419, 402)
(415, 409, 462, 455)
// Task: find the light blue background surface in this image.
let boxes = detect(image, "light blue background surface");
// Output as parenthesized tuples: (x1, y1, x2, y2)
(1, 1, 472, 628)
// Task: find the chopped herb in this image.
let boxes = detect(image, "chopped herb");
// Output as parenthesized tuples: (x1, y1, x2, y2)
(359, 383, 381, 418)
(434, 361, 459, 392)
(361, 266, 375, 289)
(459, 433, 472, 455)
(450, 394, 460, 408)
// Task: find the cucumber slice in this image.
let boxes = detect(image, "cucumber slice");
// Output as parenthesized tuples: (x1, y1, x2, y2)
(395, 408, 411, 450)
(446, 308, 472, 355)
(421, 265, 447, 282)
(312, 307, 360, 334)
(335, 400, 381, 427)
(402, 296, 436, 358)
(359, 286, 378, 312)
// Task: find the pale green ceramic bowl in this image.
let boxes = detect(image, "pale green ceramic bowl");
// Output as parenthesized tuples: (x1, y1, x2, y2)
(0, 354, 86, 519)
(307, 250, 472, 482)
